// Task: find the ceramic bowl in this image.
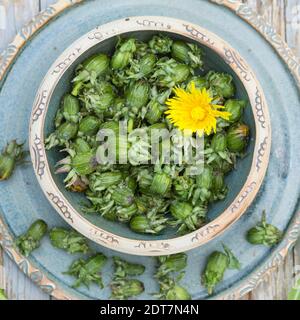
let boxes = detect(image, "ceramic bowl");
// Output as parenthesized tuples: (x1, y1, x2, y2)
(29, 16, 271, 256)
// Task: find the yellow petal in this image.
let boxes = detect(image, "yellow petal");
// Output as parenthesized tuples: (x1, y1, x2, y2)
(165, 81, 231, 134)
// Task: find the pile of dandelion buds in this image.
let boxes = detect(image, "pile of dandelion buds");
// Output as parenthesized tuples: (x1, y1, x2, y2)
(45, 34, 250, 236)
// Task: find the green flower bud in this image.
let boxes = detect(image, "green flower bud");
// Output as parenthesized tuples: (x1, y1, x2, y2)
(171, 41, 191, 63)
(103, 209, 118, 222)
(150, 172, 172, 196)
(111, 69, 131, 88)
(78, 116, 100, 136)
(212, 171, 225, 192)
(149, 34, 173, 54)
(62, 94, 80, 123)
(85, 254, 107, 274)
(210, 133, 227, 152)
(139, 53, 157, 74)
(126, 176, 137, 192)
(57, 122, 78, 141)
(171, 40, 203, 69)
(0, 289, 7, 300)
(125, 80, 150, 110)
(155, 276, 191, 301)
(73, 138, 91, 153)
(0, 140, 25, 181)
(129, 214, 168, 234)
(129, 53, 157, 79)
(16, 220, 48, 257)
(166, 285, 191, 300)
(170, 201, 193, 220)
(112, 52, 132, 70)
(116, 203, 138, 222)
(174, 176, 194, 201)
(73, 54, 110, 83)
(89, 171, 123, 192)
(112, 187, 135, 207)
(206, 71, 235, 98)
(157, 253, 187, 277)
(226, 123, 249, 153)
(145, 100, 163, 124)
(224, 99, 246, 123)
(113, 257, 145, 278)
(45, 122, 78, 150)
(145, 88, 171, 124)
(83, 190, 112, 215)
(246, 211, 282, 246)
(196, 166, 213, 190)
(111, 38, 136, 70)
(135, 40, 149, 57)
(135, 197, 148, 214)
(65, 253, 107, 288)
(95, 93, 115, 115)
(111, 278, 144, 300)
(54, 109, 64, 128)
(81, 81, 115, 115)
(193, 167, 214, 203)
(68, 177, 88, 193)
(152, 59, 191, 88)
(49, 227, 89, 254)
(202, 244, 240, 295)
(211, 157, 233, 174)
(0, 288, 7, 300)
(71, 81, 84, 97)
(186, 76, 208, 91)
(169, 201, 207, 234)
(137, 169, 153, 193)
(202, 251, 229, 295)
(109, 97, 126, 117)
(173, 64, 191, 83)
(71, 150, 98, 175)
(99, 120, 119, 134)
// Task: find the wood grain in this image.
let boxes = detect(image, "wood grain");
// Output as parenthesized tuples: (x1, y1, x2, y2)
(243, 0, 300, 301)
(286, 0, 300, 57)
(0, 0, 299, 300)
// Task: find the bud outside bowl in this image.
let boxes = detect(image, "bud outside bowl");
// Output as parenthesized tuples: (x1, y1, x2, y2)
(29, 16, 271, 256)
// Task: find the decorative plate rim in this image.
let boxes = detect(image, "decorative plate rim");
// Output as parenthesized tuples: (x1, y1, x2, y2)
(0, 0, 298, 300)
(29, 15, 271, 256)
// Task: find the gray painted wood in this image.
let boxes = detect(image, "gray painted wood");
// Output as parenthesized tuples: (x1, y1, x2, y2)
(0, 0, 299, 300)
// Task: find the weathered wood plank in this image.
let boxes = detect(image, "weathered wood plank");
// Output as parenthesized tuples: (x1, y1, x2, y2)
(2, 252, 50, 300)
(0, 0, 40, 52)
(284, 0, 300, 300)
(286, 0, 300, 57)
(0, 0, 17, 53)
(294, 238, 300, 289)
(244, 0, 286, 36)
(13, 0, 39, 31)
(40, 0, 56, 10)
(0, 247, 5, 292)
(0, 0, 49, 301)
(242, 0, 298, 301)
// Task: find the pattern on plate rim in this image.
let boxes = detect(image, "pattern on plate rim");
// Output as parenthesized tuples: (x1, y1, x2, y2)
(0, 0, 298, 300)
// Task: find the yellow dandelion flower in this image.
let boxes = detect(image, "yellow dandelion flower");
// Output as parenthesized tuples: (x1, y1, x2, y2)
(165, 82, 231, 135)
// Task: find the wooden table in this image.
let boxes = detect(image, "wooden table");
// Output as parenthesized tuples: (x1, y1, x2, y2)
(0, 0, 299, 300)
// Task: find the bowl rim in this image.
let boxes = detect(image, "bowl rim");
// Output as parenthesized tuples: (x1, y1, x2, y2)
(29, 16, 271, 256)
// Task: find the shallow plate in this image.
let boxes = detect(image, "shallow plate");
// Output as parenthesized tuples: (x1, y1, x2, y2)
(30, 16, 270, 255)
(0, 0, 299, 299)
